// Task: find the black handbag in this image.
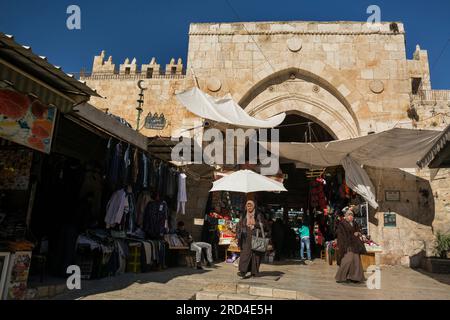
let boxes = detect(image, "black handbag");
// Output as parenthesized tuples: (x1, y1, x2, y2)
(251, 219, 269, 253)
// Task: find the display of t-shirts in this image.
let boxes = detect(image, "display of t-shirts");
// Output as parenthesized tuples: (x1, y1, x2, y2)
(177, 173, 187, 215)
(105, 189, 127, 228)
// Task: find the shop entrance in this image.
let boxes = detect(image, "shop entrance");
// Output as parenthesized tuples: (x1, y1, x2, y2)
(257, 114, 368, 261)
(205, 114, 370, 265)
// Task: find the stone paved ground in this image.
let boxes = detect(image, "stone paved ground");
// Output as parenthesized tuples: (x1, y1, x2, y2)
(53, 260, 450, 300)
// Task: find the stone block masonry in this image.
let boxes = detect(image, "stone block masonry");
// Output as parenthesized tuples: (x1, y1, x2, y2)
(82, 20, 450, 266)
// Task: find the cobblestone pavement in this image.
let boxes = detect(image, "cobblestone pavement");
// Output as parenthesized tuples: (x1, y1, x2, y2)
(54, 260, 450, 300)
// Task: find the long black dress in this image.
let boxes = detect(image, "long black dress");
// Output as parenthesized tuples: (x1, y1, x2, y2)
(335, 220, 367, 282)
(237, 212, 266, 276)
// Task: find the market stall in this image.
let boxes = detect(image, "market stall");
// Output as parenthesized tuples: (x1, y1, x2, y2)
(208, 170, 286, 264)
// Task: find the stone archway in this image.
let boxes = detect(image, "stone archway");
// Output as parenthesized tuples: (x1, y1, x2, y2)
(239, 68, 361, 140)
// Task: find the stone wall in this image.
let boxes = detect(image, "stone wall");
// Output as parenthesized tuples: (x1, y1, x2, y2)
(81, 21, 450, 266)
(179, 176, 212, 241)
(366, 167, 435, 267)
(186, 22, 412, 137)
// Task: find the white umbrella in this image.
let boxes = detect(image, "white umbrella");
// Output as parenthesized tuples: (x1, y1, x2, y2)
(209, 170, 287, 193)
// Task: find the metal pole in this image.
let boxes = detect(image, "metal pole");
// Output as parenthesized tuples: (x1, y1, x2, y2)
(136, 88, 144, 131)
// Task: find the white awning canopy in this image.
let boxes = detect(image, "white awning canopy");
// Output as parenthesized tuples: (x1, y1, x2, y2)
(176, 87, 286, 129)
(278, 128, 443, 169)
(276, 128, 444, 209)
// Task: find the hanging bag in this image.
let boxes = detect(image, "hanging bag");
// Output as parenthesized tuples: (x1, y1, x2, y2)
(251, 217, 269, 253)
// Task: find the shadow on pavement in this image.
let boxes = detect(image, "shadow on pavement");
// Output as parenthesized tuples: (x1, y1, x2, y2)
(412, 268, 450, 286)
(52, 266, 215, 300)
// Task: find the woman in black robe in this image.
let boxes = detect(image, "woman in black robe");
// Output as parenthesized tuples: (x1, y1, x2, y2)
(236, 200, 266, 278)
(335, 207, 367, 283)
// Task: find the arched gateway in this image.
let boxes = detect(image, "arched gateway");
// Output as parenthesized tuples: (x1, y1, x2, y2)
(239, 68, 360, 140)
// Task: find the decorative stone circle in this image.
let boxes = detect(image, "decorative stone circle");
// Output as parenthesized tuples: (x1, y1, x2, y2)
(370, 80, 384, 94)
(312, 85, 320, 93)
(207, 77, 222, 92)
(287, 37, 302, 52)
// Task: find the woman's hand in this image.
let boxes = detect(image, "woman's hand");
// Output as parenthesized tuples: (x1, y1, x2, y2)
(354, 232, 361, 237)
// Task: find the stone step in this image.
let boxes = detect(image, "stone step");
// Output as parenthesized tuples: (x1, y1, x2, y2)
(195, 291, 288, 300)
(197, 282, 319, 300)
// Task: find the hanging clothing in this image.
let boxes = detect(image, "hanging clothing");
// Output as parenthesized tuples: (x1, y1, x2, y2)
(177, 173, 187, 215)
(124, 191, 137, 234)
(141, 241, 152, 264)
(143, 200, 169, 239)
(165, 169, 179, 200)
(104, 189, 127, 228)
(149, 159, 157, 189)
(310, 178, 327, 210)
(142, 154, 148, 188)
(136, 191, 153, 227)
(123, 144, 131, 184)
(132, 148, 139, 185)
(109, 142, 122, 187)
(158, 162, 168, 198)
(105, 138, 113, 180)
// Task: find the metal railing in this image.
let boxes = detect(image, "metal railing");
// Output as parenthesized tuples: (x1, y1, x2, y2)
(414, 90, 450, 102)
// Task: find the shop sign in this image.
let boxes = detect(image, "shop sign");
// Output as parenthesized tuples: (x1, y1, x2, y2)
(385, 190, 400, 202)
(0, 89, 56, 153)
(194, 218, 204, 226)
(384, 212, 397, 227)
(144, 112, 166, 130)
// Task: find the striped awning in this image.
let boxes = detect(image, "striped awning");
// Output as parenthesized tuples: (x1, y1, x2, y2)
(417, 125, 450, 168)
(0, 32, 100, 113)
(0, 62, 73, 113)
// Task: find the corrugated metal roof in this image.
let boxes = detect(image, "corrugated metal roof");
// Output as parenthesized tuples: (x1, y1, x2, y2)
(0, 32, 100, 100)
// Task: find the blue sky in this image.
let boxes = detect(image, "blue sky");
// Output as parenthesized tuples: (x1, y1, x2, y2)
(1, 0, 449, 88)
